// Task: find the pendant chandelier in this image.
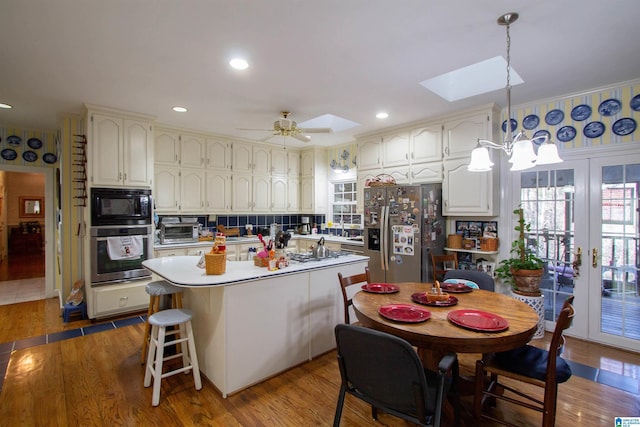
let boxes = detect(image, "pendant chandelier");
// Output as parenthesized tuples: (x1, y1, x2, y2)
(468, 12, 563, 172)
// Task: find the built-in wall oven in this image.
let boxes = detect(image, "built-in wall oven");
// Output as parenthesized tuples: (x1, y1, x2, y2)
(90, 187, 154, 286)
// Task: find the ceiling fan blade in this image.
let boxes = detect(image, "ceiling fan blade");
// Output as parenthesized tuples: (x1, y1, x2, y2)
(293, 134, 311, 143)
(299, 127, 332, 134)
(237, 128, 273, 131)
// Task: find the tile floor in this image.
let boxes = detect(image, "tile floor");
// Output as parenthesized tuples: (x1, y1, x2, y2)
(0, 277, 46, 306)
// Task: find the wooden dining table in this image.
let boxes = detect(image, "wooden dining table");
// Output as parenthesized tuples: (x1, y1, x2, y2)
(352, 282, 539, 370)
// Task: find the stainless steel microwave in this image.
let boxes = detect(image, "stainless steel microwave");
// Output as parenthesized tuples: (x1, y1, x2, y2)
(160, 223, 199, 244)
(91, 188, 152, 226)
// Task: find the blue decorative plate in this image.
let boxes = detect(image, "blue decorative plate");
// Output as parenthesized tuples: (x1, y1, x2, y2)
(612, 118, 637, 136)
(584, 121, 606, 138)
(502, 118, 518, 133)
(545, 109, 564, 125)
(42, 152, 57, 164)
(557, 126, 577, 142)
(6, 135, 21, 146)
(631, 94, 640, 112)
(27, 138, 43, 149)
(571, 104, 592, 121)
(1, 148, 17, 160)
(598, 99, 622, 116)
(522, 114, 540, 130)
(533, 129, 551, 144)
(22, 151, 37, 162)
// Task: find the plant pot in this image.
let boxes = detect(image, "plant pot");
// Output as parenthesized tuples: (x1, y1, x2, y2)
(511, 268, 543, 296)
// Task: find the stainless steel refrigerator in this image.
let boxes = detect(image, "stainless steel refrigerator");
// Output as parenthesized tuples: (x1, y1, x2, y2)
(363, 184, 445, 283)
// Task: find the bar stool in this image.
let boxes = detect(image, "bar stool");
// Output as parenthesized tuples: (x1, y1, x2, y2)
(143, 308, 202, 406)
(141, 280, 184, 364)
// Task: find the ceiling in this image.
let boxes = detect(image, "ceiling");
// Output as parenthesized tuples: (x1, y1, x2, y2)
(1, 1, 639, 148)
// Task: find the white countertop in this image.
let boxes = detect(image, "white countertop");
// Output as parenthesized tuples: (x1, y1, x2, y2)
(143, 254, 369, 287)
(154, 233, 363, 250)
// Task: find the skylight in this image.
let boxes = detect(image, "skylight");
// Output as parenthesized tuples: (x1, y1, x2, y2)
(298, 114, 360, 132)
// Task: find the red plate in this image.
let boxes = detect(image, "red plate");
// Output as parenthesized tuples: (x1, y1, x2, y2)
(378, 304, 431, 323)
(361, 283, 400, 294)
(411, 293, 458, 307)
(447, 309, 509, 332)
(441, 282, 473, 293)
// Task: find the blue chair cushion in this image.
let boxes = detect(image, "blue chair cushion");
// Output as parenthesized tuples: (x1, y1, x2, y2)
(494, 345, 572, 383)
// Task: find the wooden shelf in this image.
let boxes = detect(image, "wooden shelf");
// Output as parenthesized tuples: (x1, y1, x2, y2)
(444, 247, 499, 255)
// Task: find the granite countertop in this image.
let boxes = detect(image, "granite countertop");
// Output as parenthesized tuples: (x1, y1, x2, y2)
(143, 254, 369, 287)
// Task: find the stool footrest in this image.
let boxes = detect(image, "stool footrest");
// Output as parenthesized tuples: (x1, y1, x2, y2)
(161, 365, 194, 379)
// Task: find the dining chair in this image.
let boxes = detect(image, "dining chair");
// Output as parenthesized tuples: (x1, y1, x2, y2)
(337, 267, 370, 324)
(443, 269, 495, 291)
(333, 324, 459, 427)
(431, 253, 458, 282)
(473, 298, 575, 427)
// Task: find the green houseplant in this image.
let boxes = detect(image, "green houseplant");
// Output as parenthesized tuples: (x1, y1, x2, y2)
(495, 207, 544, 295)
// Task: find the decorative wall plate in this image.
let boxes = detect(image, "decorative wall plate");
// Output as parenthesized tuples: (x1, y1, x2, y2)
(1, 148, 17, 160)
(583, 121, 606, 138)
(557, 125, 577, 142)
(598, 98, 622, 116)
(27, 138, 43, 149)
(522, 114, 540, 130)
(612, 118, 637, 136)
(22, 151, 38, 162)
(571, 104, 592, 121)
(631, 94, 640, 112)
(6, 135, 21, 146)
(533, 129, 551, 143)
(545, 109, 564, 125)
(502, 118, 518, 133)
(43, 153, 57, 164)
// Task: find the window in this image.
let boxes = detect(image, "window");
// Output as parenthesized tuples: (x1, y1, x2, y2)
(330, 181, 362, 229)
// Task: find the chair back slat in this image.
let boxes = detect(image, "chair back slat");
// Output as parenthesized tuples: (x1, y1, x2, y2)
(431, 253, 458, 282)
(337, 267, 370, 324)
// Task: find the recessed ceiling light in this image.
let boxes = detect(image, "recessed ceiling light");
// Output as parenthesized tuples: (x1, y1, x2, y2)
(0, 103, 13, 109)
(229, 58, 249, 70)
(172, 106, 187, 113)
(376, 112, 389, 119)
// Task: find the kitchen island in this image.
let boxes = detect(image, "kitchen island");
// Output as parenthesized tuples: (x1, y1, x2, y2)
(142, 254, 368, 397)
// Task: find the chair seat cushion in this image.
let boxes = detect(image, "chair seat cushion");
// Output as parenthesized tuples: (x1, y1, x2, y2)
(494, 345, 572, 383)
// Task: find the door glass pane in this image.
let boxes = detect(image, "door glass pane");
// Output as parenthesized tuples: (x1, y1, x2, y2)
(600, 164, 640, 340)
(520, 169, 575, 322)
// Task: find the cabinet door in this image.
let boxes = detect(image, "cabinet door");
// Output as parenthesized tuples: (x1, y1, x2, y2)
(271, 176, 287, 212)
(232, 142, 253, 173)
(154, 167, 180, 213)
(383, 166, 410, 184)
(410, 162, 442, 183)
(301, 150, 314, 177)
(253, 146, 271, 175)
(411, 125, 443, 164)
(300, 177, 314, 211)
(288, 151, 301, 176)
(181, 134, 205, 168)
(382, 132, 410, 167)
(91, 113, 123, 186)
(206, 138, 231, 170)
(443, 158, 493, 216)
(123, 119, 152, 187)
(444, 113, 489, 159)
(231, 174, 252, 211)
(271, 147, 287, 175)
(180, 169, 205, 212)
(357, 137, 382, 170)
(288, 177, 300, 211)
(154, 130, 180, 165)
(253, 175, 271, 212)
(206, 171, 231, 212)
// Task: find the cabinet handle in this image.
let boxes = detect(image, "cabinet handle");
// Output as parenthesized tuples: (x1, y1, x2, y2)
(406, 153, 408, 160)
(201, 201, 204, 207)
(118, 172, 122, 181)
(411, 153, 415, 159)
(123, 173, 127, 181)
(175, 154, 178, 161)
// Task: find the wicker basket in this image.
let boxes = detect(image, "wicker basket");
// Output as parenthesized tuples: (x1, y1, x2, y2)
(254, 256, 269, 267)
(480, 237, 499, 251)
(205, 253, 226, 275)
(447, 234, 463, 249)
(366, 173, 396, 187)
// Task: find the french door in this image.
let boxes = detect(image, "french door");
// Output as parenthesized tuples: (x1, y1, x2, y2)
(515, 151, 640, 352)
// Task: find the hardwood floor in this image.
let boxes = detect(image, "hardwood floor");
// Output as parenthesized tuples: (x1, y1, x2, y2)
(0, 299, 638, 426)
(0, 251, 45, 281)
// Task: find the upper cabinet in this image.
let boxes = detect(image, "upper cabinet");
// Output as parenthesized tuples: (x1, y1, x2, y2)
(357, 137, 383, 171)
(411, 125, 443, 164)
(206, 137, 232, 170)
(180, 134, 205, 168)
(231, 141, 270, 175)
(154, 128, 206, 168)
(443, 112, 490, 160)
(382, 132, 410, 168)
(87, 106, 154, 188)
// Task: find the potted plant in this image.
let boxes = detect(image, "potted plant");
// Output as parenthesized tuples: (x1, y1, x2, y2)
(495, 207, 544, 296)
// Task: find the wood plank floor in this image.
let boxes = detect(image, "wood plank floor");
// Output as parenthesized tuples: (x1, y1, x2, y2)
(1, 298, 639, 426)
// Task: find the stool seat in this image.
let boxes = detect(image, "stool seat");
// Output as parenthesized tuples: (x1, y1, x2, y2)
(144, 308, 202, 406)
(141, 280, 184, 364)
(63, 302, 88, 322)
(146, 280, 182, 296)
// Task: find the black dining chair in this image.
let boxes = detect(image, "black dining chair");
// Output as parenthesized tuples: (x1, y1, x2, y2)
(443, 269, 495, 291)
(333, 323, 459, 427)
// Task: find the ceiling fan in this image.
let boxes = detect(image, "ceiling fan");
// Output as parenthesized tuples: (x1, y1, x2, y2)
(239, 111, 332, 143)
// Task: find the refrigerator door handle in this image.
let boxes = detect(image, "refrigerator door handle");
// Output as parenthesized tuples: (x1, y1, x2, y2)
(380, 206, 386, 271)
(382, 206, 389, 271)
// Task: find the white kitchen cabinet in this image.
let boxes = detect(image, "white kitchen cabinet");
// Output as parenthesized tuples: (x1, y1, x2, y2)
(154, 247, 188, 257)
(180, 133, 206, 168)
(89, 111, 153, 188)
(206, 137, 232, 170)
(357, 137, 383, 171)
(232, 141, 270, 174)
(180, 168, 206, 213)
(154, 130, 180, 166)
(443, 111, 491, 160)
(252, 146, 270, 175)
(253, 175, 271, 211)
(300, 150, 316, 177)
(300, 149, 327, 213)
(382, 132, 410, 167)
(231, 173, 252, 211)
(287, 177, 300, 211)
(288, 151, 301, 176)
(443, 157, 498, 216)
(89, 279, 150, 319)
(409, 163, 442, 183)
(153, 167, 180, 213)
(271, 147, 287, 175)
(383, 165, 410, 185)
(205, 171, 232, 212)
(411, 124, 443, 164)
(271, 176, 287, 212)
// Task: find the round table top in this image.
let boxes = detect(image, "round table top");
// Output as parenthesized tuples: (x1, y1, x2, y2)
(353, 282, 539, 354)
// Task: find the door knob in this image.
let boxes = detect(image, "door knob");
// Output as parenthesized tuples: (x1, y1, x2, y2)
(592, 248, 598, 268)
